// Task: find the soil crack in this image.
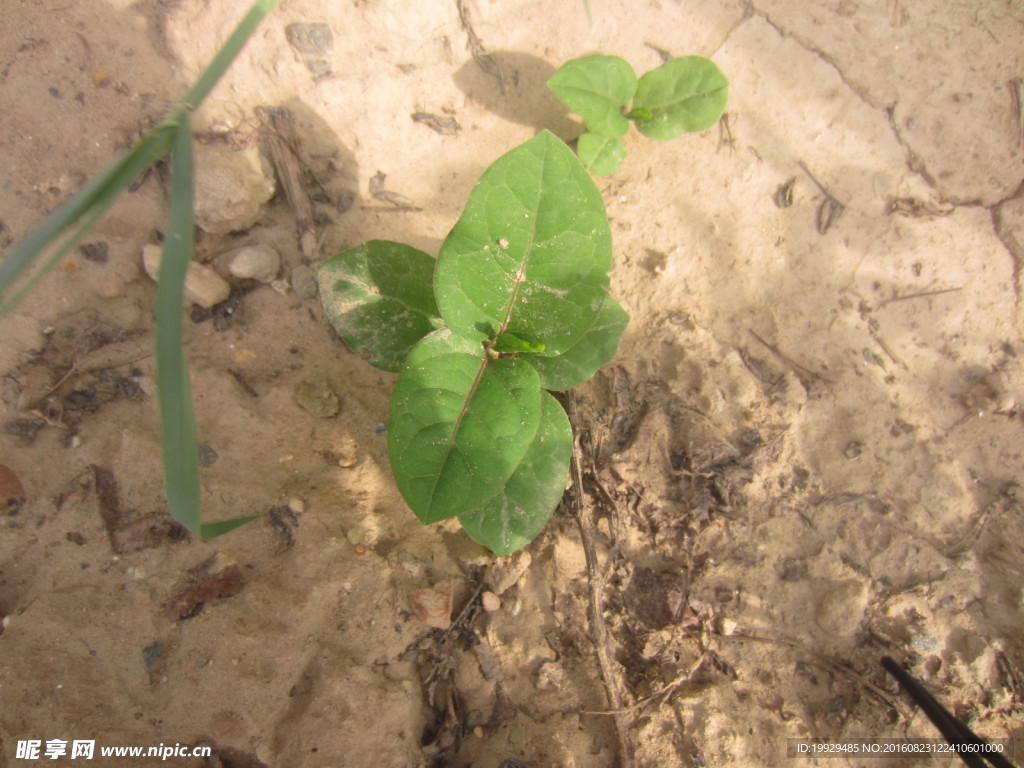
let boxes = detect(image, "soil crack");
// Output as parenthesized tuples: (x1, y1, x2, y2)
(747, 4, 946, 200)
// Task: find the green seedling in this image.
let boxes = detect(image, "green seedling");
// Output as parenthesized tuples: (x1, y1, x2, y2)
(548, 54, 728, 175)
(0, 0, 280, 538)
(317, 131, 628, 555)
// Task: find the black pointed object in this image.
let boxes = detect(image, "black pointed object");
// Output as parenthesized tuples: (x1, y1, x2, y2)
(881, 656, 1016, 768)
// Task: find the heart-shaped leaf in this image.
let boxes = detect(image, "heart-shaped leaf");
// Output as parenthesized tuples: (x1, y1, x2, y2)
(434, 130, 612, 355)
(631, 56, 729, 140)
(547, 55, 637, 138)
(577, 131, 627, 176)
(316, 241, 441, 372)
(458, 390, 572, 555)
(388, 328, 542, 523)
(531, 294, 629, 391)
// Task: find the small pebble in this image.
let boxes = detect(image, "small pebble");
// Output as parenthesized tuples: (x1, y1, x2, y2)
(481, 591, 501, 612)
(227, 244, 280, 283)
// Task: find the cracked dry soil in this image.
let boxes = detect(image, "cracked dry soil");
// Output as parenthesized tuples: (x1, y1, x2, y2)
(2, 1, 1024, 766)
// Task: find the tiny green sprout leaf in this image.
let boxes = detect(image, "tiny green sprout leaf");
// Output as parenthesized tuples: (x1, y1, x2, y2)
(492, 332, 545, 355)
(547, 54, 637, 138)
(632, 56, 729, 140)
(531, 294, 629, 391)
(316, 240, 442, 372)
(458, 391, 572, 556)
(435, 130, 612, 356)
(577, 131, 627, 176)
(624, 106, 653, 122)
(389, 328, 542, 524)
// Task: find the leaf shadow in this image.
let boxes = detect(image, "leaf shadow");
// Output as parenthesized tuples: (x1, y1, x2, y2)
(453, 50, 582, 140)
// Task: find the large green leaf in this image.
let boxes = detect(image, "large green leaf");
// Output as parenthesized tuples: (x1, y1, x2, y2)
(434, 130, 612, 355)
(531, 294, 629, 391)
(631, 56, 729, 140)
(389, 328, 542, 523)
(547, 55, 637, 138)
(458, 391, 572, 555)
(316, 241, 441, 372)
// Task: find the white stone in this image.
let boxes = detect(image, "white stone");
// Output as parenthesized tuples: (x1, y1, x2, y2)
(142, 244, 231, 308)
(227, 244, 281, 283)
(193, 143, 275, 234)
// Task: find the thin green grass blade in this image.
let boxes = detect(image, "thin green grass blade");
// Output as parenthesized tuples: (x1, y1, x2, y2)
(0, 0, 280, 317)
(157, 118, 257, 539)
(201, 515, 259, 538)
(0, 124, 177, 315)
(156, 116, 202, 535)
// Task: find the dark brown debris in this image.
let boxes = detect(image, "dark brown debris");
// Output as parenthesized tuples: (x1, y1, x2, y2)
(92, 465, 188, 554)
(411, 111, 461, 135)
(165, 562, 245, 621)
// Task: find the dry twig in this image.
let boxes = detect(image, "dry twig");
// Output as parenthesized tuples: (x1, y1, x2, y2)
(257, 106, 320, 264)
(563, 392, 638, 768)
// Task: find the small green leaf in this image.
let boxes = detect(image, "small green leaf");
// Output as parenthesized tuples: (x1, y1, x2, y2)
(547, 55, 637, 137)
(458, 391, 572, 555)
(316, 241, 441, 372)
(632, 56, 729, 140)
(389, 329, 542, 523)
(577, 131, 626, 176)
(531, 295, 629, 391)
(434, 130, 612, 356)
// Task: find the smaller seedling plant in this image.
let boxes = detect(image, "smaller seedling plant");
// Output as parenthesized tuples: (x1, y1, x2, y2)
(547, 54, 729, 175)
(317, 130, 627, 555)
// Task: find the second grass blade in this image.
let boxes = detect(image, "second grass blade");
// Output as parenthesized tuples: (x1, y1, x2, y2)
(156, 115, 202, 535)
(157, 118, 257, 538)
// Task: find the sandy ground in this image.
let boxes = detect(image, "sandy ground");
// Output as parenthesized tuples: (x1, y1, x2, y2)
(2, 1, 1024, 766)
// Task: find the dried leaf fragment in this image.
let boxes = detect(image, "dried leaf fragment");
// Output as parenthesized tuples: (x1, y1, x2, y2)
(165, 564, 245, 621)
